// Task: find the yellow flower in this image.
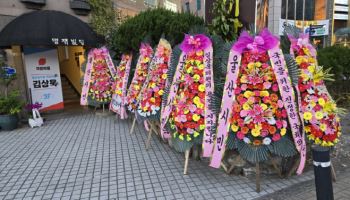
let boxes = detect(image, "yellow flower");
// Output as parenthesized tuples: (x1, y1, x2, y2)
(184, 109, 189, 114)
(260, 91, 269, 97)
(308, 57, 316, 64)
(305, 126, 311, 133)
(247, 63, 255, 70)
(198, 64, 205, 70)
(300, 73, 310, 81)
(192, 114, 200, 122)
(193, 74, 200, 82)
(303, 112, 313, 120)
(303, 47, 310, 56)
(196, 51, 204, 56)
(243, 103, 250, 110)
(150, 97, 155, 103)
(280, 128, 287, 136)
(320, 123, 327, 131)
(193, 96, 200, 105)
(240, 75, 248, 83)
(186, 135, 192, 141)
(315, 137, 321, 145)
(295, 56, 306, 64)
(150, 82, 156, 88)
(244, 91, 253, 98)
(308, 65, 316, 73)
(142, 106, 148, 112)
(231, 124, 239, 132)
(162, 73, 167, 79)
(198, 84, 205, 92)
(315, 111, 324, 120)
(197, 103, 204, 109)
(261, 104, 268, 110)
(251, 128, 261, 137)
(255, 62, 262, 67)
(186, 66, 193, 73)
(134, 85, 140, 90)
(144, 57, 150, 62)
(158, 90, 164, 96)
(194, 131, 200, 137)
(318, 98, 325, 106)
(199, 124, 205, 130)
(179, 134, 184, 140)
(310, 100, 316, 108)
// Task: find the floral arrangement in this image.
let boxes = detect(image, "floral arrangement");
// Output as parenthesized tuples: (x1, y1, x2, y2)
(289, 34, 341, 147)
(210, 29, 301, 168)
(25, 102, 43, 111)
(87, 49, 115, 103)
(110, 54, 132, 118)
(126, 43, 153, 113)
(137, 39, 171, 119)
(162, 34, 216, 155)
(229, 51, 289, 146)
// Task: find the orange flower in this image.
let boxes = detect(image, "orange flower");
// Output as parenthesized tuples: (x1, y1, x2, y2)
(241, 126, 249, 134)
(270, 93, 278, 102)
(233, 103, 241, 113)
(269, 126, 276, 134)
(253, 140, 262, 146)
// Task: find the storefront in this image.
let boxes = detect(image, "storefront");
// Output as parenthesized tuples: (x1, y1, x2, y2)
(0, 10, 99, 112)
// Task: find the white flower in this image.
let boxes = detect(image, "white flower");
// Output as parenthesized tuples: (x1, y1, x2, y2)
(267, 117, 276, 125)
(263, 138, 271, 145)
(243, 137, 251, 144)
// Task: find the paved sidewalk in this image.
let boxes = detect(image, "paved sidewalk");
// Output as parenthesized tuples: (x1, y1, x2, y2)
(0, 113, 314, 200)
(257, 168, 350, 200)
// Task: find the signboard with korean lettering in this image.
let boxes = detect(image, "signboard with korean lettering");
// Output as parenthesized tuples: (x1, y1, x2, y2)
(24, 47, 64, 111)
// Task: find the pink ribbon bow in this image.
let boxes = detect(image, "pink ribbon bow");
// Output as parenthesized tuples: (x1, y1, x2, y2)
(288, 33, 316, 57)
(232, 28, 279, 53)
(140, 43, 153, 56)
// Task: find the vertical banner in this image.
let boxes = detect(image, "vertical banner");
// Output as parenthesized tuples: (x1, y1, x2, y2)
(24, 47, 64, 111)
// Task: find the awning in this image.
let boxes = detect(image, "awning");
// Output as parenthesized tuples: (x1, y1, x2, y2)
(0, 10, 103, 47)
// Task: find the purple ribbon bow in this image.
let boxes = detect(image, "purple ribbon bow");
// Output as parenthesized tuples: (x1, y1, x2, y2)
(232, 28, 279, 53)
(180, 34, 212, 53)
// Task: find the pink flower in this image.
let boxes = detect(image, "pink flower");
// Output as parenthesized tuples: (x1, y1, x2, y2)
(272, 134, 281, 141)
(276, 120, 283, 129)
(241, 84, 248, 91)
(263, 81, 271, 89)
(253, 115, 265, 123)
(260, 130, 269, 137)
(272, 84, 279, 92)
(237, 131, 245, 139)
(234, 87, 241, 95)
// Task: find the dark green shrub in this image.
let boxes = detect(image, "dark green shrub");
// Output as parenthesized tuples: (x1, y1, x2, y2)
(110, 8, 204, 54)
(318, 45, 350, 105)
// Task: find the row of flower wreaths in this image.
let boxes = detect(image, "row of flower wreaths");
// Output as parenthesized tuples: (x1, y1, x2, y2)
(80, 28, 341, 175)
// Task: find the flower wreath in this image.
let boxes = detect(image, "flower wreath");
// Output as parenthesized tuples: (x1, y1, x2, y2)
(288, 33, 341, 147)
(137, 39, 172, 120)
(110, 53, 132, 119)
(126, 43, 153, 113)
(210, 29, 305, 174)
(161, 34, 216, 156)
(81, 47, 117, 105)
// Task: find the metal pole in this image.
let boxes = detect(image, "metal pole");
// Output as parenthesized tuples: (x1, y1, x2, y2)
(286, 0, 289, 20)
(294, 0, 297, 24)
(312, 145, 334, 200)
(302, 0, 306, 29)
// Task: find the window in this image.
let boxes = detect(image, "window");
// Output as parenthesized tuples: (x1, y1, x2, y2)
(197, 0, 201, 10)
(144, 0, 157, 8)
(185, 2, 190, 13)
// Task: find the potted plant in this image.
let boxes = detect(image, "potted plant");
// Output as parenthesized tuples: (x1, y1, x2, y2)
(0, 65, 23, 131)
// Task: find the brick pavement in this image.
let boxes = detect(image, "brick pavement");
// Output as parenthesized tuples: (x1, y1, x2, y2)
(256, 168, 350, 200)
(0, 113, 315, 200)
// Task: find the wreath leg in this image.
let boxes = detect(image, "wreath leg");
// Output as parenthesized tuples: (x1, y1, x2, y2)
(184, 150, 190, 175)
(129, 117, 136, 134)
(145, 126, 153, 150)
(256, 162, 261, 193)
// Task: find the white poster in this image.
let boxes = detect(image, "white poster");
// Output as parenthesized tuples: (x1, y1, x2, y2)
(279, 19, 329, 36)
(24, 48, 64, 111)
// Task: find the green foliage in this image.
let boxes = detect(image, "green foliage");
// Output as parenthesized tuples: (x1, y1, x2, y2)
(209, 0, 242, 42)
(110, 8, 204, 54)
(0, 63, 24, 115)
(89, 0, 116, 40)
(318, 45, 350, 80)
(0, 90, 23, 115)
(318, 45, 350, 106)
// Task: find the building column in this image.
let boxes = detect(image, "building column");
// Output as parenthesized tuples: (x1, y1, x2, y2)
(268, 0, 282, 36)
